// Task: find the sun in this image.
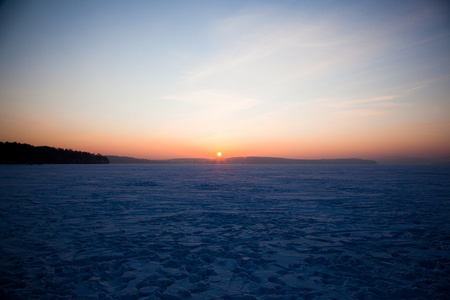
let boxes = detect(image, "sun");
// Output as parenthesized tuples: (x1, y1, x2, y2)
(217, 152, 222, 157)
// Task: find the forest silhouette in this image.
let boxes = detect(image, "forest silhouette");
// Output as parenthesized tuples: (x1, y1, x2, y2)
(0, 142, 109, 164)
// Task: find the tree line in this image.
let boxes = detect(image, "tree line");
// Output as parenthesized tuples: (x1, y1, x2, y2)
(0, 142, 109, 164)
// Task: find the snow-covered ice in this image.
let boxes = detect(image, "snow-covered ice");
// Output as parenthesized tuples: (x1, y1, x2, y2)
(0, 164, 449, 299)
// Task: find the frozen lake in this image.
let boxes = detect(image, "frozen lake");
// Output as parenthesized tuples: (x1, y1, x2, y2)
(0, 164, 449, 299)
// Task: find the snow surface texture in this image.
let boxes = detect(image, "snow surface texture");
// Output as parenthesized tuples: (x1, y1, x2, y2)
(0, 164, 449, 299)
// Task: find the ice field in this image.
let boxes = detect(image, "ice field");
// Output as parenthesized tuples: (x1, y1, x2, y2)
(0, 164, 449, 299)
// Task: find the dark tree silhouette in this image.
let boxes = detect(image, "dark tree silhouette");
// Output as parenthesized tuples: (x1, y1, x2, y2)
(0, 142, 109, 164)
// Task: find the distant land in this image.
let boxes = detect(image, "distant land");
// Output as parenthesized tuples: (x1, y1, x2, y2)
(107, 155, 377, 165)
(3, 141, 447, 165)
(0, 142, 109, 164)
(375, 156, 450, 165)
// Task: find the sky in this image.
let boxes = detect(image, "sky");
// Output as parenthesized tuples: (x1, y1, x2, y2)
(0, 0, 449, 160)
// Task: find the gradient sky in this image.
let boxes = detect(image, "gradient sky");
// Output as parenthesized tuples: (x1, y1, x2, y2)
(1, 0, 449, 159)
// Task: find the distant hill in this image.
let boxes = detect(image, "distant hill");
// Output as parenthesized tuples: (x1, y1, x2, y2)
(107, 156, 214, 164)
(0, 142, 109, 164)
(223, 157, 377, 164)
(106, 155, 162, 164)
(107, 155, 377, 165)
(376, 156, 450, 165)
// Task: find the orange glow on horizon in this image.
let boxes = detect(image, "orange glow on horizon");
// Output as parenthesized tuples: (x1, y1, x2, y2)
(3, 122, 449, 161)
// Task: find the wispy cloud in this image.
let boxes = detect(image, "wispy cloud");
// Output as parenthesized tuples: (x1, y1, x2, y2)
(161, 90, 259, 112)
(407, 85, 427, 93)
(182, 6, 398, 88)
(326, 95, 400, 108)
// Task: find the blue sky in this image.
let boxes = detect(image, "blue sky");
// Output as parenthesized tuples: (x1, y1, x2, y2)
(0, 0, 449, 159)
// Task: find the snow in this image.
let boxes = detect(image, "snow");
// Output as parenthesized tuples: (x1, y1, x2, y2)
(0, 164, 449, 299)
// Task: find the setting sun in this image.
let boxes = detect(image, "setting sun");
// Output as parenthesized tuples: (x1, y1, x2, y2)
(217, 152, 222, 157)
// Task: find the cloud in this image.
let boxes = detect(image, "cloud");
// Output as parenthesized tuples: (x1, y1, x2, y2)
(313, 94, 415, 118)
(182, 5, 401, 90)
(184, 12, 334, 82)
(407, 85, 427, 93)
(326, 95, 400, 108)
(161, 90, 259, 112)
